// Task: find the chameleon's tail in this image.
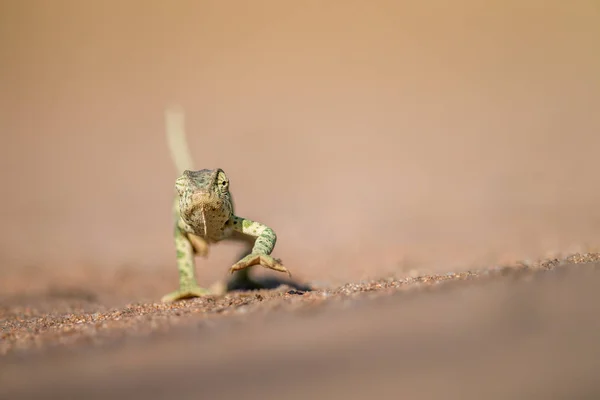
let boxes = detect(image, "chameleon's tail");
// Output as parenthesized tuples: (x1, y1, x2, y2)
(165, 105, 195, 175)
(165, 105, 195, 218)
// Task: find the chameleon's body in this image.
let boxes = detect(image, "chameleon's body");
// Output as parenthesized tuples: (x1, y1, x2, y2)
(162, 109, 289, 303)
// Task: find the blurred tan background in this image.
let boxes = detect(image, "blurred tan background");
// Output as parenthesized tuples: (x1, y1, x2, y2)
(1, 0, 599, 297)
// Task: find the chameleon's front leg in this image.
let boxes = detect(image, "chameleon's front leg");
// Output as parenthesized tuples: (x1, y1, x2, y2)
(229, 216, 291, 277)
(161, 223, 211, 303)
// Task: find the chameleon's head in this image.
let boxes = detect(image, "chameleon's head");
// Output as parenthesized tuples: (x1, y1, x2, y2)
(175, 168, 233, 226)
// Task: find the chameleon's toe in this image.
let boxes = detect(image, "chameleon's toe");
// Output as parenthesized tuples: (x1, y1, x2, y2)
(229, 254, 291, 277)
(161, 285, 211, 303)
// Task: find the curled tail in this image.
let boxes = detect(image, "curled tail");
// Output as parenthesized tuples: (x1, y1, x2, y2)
(165, 105, 195, 175)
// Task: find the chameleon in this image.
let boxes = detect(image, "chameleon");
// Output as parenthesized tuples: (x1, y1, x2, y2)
(161, 107, 290, 303)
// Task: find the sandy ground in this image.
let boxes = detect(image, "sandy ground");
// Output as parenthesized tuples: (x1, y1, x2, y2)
(1, 1, 600, 399)
(1, 253, 600, 399)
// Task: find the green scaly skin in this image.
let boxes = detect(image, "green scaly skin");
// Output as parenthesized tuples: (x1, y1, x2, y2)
(161, 168, 290, 303)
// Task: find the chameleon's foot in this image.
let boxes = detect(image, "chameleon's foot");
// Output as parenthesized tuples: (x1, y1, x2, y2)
(229, 254, 291, 277)
(208, 280, 228, 296)
(161, 285, 211, 303)
(207, 268, 261, 294)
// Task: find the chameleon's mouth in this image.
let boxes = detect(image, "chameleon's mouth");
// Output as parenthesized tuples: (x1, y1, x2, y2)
(190, 191, 223, 209)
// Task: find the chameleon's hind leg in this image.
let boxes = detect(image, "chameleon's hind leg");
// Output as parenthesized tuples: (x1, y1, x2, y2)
(207, 233, 259, 294)
(161, 227, 211, 303)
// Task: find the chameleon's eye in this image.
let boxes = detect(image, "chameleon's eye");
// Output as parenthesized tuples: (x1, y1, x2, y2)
(221, 181, 228, 187)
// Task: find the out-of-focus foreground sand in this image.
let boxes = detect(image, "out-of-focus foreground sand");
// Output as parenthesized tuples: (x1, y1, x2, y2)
(1, 1, 600, 398)
(1, 261, 599, 399)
